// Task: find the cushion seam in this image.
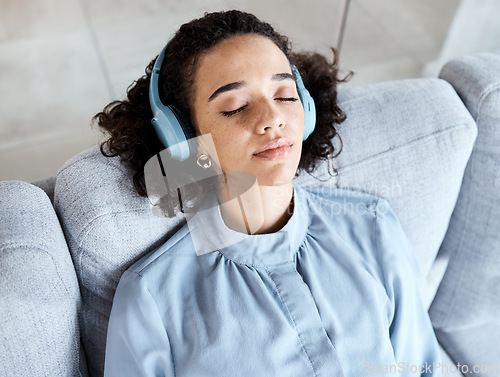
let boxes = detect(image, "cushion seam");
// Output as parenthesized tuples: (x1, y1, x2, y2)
(0, 241, 63, 251)
(474, 82, 500, 120)
(0, 243, 77, 296)
(56, 152, 118, 177)
(337, 122, 474, 172)
(74, 207, 158, 248)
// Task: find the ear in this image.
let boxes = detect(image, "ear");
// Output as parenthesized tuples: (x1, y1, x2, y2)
(194, 134, 222, 171)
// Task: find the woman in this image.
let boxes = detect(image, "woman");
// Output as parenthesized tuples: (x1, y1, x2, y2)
(98, 10, 441, 376)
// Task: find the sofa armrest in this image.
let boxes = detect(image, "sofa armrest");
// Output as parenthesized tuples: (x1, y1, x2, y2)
(429, 50, 500, 373)
(0, 181, 84, 377)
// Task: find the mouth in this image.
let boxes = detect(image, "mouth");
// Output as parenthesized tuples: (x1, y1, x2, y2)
(253, 138, 293, 161)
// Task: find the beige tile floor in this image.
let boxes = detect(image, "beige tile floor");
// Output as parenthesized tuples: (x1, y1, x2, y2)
(0, 0, 460, 182)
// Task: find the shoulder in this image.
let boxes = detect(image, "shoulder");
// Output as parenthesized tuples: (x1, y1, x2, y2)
(124, 220, 203, 283)
(298, 185, 390, 256)
(298, 185, 409, 277)
(301, 186, 421, 292)
(115, 219, 221, 306)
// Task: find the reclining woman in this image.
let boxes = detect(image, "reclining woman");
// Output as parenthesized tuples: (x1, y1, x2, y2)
(97, 10, 442, 377)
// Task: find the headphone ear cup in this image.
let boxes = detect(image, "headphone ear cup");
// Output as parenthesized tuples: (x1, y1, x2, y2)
(292, 65, 316, 141)
(150, 43, 196, 161)
(299, 89, 316, 141)
(151, 104, 193, 161)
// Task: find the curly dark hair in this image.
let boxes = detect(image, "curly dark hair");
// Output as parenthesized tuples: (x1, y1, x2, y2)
(94, 10, 349, 212)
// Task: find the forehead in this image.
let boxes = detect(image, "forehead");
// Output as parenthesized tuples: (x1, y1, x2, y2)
(193, 34, 292, 90)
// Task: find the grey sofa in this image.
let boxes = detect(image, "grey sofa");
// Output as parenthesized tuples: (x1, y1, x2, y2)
(1, 50, 499, 377)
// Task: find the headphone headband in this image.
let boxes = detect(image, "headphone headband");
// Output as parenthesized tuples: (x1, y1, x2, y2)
(149, 45, 166, 112)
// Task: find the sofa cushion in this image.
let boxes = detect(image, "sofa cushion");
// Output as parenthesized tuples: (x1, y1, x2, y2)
(0, 181, 83, 377)
(429, 50, 500, 370)
(55, 77, 476, 376)
(54, 150, 185, 377)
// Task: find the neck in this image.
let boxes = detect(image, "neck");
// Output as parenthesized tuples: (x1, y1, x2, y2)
(216, 173, 294, 235)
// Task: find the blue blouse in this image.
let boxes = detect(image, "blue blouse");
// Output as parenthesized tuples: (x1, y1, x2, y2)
(104, 185, 442, 376)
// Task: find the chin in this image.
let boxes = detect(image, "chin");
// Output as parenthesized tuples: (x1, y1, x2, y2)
(256, 169, 296, 187)
(254, 158, 299, 187)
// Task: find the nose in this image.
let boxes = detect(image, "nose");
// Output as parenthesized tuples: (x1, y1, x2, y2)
(254, 99, 285, 135)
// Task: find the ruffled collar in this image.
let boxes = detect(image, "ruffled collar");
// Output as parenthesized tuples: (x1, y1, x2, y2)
(188, 183, 309, 266)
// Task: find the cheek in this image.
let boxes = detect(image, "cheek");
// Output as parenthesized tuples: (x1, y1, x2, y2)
(192, 110, 220, 145)
(195, 119, 244, 164)
(212, 128, 245, 159)
(294, 104, 306, 129)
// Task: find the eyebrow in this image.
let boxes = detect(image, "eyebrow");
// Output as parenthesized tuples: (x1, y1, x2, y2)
(208, 82, 244, 102)
(272, 72, 295, 82)
(208, 73, 295, 102)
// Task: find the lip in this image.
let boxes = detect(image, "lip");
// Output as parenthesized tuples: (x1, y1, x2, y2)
(253, 138, 293, 154)
(253, 138, 293, 160)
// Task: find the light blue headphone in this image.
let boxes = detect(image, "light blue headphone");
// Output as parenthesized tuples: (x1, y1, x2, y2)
(149, 43, 316, 161)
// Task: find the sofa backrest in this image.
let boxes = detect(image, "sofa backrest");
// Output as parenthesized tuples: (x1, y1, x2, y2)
(54, 77, 476, 376)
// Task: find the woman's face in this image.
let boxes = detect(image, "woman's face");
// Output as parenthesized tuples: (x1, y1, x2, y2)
(191, 34, 304, 187)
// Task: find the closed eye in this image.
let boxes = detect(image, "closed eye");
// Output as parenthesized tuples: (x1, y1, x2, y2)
(221, 97, 298, 117)
(221, 105, 248, 117)
(276, 97, 299, 102)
